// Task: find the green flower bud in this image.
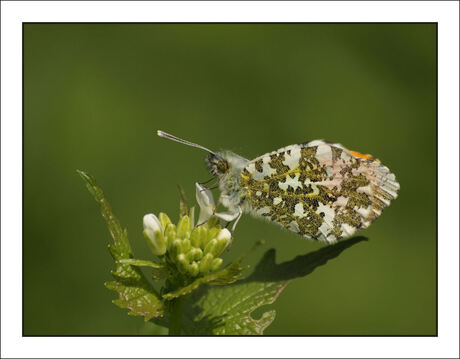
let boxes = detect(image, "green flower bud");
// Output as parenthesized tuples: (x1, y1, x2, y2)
(207, 216, 220, 228)
(203, 238, 218, 256)
(188, 261, 199, 277)
(182, 239, 191, 253)
(143, 214, 167, 256)
(176, 253, 188, 274)
(176, 215, 191, 239)
(185, 249, 195, 263)
(189, 227, 201, 248)
(211, 257, 223, 272)
(158, 212, 172, 230)
(185, 247, 203, 263)
(199, 253, 214, 275)
(164, 223, 176, 250)
(213, 228, 232, 257)
(170, 239, 183, 258)
(207, 226, 221, 240)
(192, 247, 203, 261)
(201, 227, 219, 249)
(188, 207, 195, 231)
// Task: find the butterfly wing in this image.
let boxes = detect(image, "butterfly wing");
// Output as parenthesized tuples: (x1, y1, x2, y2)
(239, 140, 399, 243)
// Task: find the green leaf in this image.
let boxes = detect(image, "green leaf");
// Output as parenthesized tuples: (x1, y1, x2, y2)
(77, 170, 165, 320)
(117, 258, 163, 268)
(182, 236, 367, 335)
(117, 258, 169, 280)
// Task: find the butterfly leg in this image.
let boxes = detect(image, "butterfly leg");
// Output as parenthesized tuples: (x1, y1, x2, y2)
(198, 177, 216, 185)
(230, 206, 243, 233)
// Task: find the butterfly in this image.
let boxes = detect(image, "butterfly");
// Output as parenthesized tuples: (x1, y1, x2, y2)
(157, 130, 399, 243)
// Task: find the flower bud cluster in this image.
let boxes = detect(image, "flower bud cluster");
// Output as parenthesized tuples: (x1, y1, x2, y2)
(143, 213, 232, 278)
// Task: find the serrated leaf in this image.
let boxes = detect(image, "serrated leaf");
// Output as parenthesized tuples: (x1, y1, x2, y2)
(78, 170, 165, 320)
(78, 170, 131, 255)
(182, 236, 367, 335)
(117, 258, 169, 280)
(105, 280, 163, 320)
(116, 258, 162, 268)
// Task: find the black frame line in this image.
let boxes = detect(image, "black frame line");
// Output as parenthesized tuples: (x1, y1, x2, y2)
(6, 0, 459, 1)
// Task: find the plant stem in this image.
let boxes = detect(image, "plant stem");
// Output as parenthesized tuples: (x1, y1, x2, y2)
(169, 295, 187, 335)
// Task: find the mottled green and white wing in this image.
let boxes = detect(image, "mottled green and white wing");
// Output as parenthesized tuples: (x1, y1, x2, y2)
(239, 140, 399, 243)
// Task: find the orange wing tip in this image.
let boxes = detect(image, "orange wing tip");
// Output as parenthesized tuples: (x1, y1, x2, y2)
(349, 150, 375, 161)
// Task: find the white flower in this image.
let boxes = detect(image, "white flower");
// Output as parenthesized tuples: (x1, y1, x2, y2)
(195, 183, 241, 229)
(143, 213, 162, 233)
(143, 214, 166, 256)
(195, 183, 216, 225)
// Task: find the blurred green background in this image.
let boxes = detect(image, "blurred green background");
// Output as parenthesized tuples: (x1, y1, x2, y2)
(24, 24, 436, 335)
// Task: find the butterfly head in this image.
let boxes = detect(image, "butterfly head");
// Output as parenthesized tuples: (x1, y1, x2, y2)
(206, 154, 229, 177)
(157, 130, 229, 178)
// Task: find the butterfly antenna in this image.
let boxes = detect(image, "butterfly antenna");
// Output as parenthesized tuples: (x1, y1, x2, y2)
(157, 130, 220, 158)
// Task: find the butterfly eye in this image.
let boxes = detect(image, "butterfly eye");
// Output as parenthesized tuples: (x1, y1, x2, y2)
(216, 160, 229, 174)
